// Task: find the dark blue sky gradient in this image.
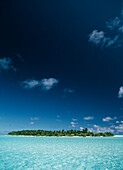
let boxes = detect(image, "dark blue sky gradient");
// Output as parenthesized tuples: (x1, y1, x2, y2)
(0, 0, 123, 134)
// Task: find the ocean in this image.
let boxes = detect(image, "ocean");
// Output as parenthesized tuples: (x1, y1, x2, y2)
(0, 136, 123, 169)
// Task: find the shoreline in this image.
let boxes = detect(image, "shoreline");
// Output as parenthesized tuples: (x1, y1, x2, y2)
(113, 135, 123, 137)
(6, 135, 123, 137)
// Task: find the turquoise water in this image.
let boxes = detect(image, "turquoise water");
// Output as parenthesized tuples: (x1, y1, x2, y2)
(0, 136, 123, 169)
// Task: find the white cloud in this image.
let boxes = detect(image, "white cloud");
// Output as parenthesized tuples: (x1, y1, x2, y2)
(105, 36, 119, 47)
(103, 116, 117, 122)
(106, 17, 121, 30)
(93, 124, 114, 133)
(21, 78, 59, 90)
(90, 119, 123, 133)
(89, 30, 105, 45)
(30, 117, 39, 120)
(115, 124, 123, 133)
(83, 116, 94, 120)
(21, 79, 39, 89)
(40, 78, 59, 90)
(98, 127, 114, 133)
(89, 8, 123, 48)
(29, 122, 35, 125)
(70, 121, 78, 128)
(0, 57, 16, 72)
(70, 122, 78, 125)
(71, 124, 76, 127)
(80, 127, 84, 130)
(89, 30, 119, 48)
(118, 86, 123, 98)
(64, 88, 74, 93)
(106, 14, 123, 34)
(93, 124, 99, 128)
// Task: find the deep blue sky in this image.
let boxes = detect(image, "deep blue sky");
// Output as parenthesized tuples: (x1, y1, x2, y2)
(0, 0, 123, 134)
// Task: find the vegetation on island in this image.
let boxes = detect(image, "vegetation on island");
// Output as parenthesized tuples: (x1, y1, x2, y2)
(8, 128, 114, 137)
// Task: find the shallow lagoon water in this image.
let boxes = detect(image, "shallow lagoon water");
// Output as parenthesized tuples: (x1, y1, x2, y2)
(0, 136, 123, 169)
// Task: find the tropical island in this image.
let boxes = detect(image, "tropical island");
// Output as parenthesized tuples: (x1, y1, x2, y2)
(8, 128, 114, 137)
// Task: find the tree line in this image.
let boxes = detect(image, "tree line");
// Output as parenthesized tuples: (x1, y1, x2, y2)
(8, 128, 114, 137)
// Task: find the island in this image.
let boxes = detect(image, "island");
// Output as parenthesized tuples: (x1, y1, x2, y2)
(8, 128, 114, 137)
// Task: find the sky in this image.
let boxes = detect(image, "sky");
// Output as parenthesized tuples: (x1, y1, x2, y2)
(0, 0, 123, 134)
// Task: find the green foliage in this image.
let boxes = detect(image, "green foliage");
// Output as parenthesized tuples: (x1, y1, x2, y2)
(8, 129, 114, 137)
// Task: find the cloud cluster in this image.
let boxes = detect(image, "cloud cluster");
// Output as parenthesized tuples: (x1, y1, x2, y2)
(106, 17, 121, 30)
(90, 124, 115, 133)
(41, 78, 59, 90)
(87, 120, 123, 133)
(106, 10, 123, 33)
(21, 78, 59, 91)
(89, 30, 104, 45)
(118, 86, 123, 98)
(70, 122, 78, 128)
(69, 115, 123, 134)
(0, 57, 16, 72)
(29, 117, 39, 125)
(21, 80, 39, 89)
(89, 30, 119, 48)
(89, 9, 123, 48)
(115, 124, 123, 133)
(103, 116, 117, 122)
(83, 116, 94, 120)
(70, 118, 78, 127)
